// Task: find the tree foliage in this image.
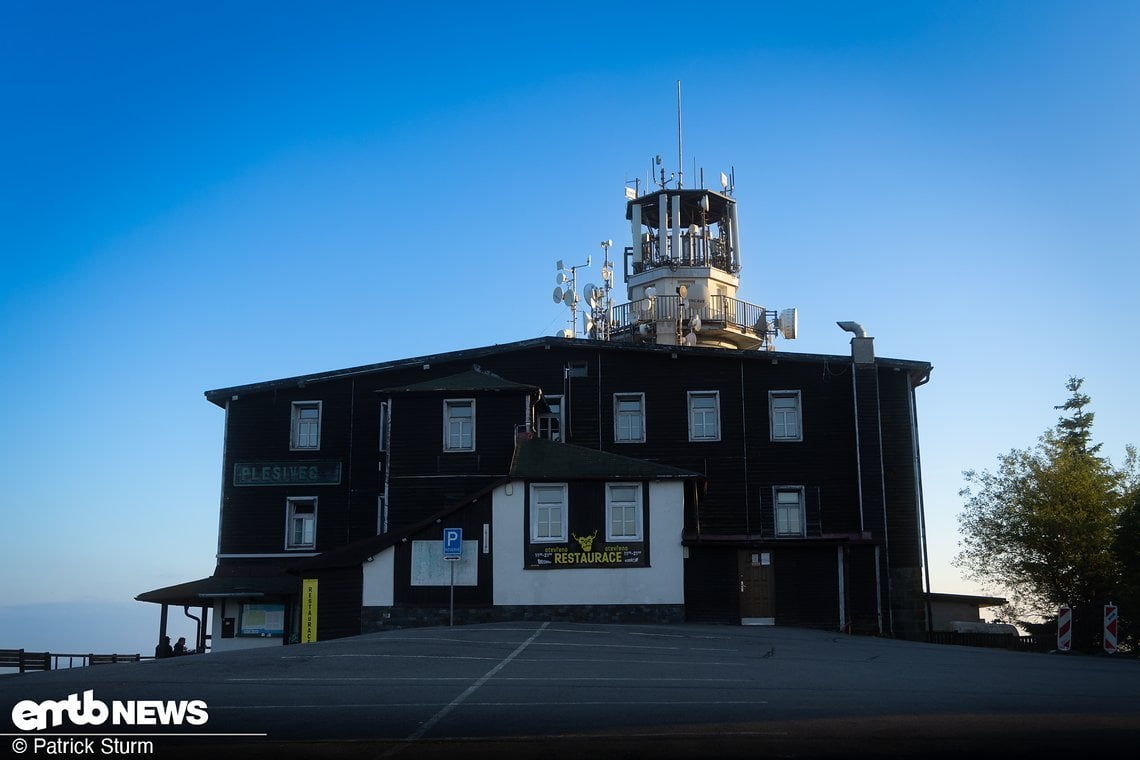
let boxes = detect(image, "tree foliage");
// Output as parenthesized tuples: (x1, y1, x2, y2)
(955, 378, 1136, 648)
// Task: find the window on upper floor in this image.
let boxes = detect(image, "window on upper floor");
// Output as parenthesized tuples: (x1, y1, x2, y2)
(614, 393, 645, 443)
(606, 483, 643, 541)
(537, 395, 563, 441)
(530, 483, 568, 543)
(688, 391, 721, 442)
(291, 401, 322, 450)
(286, 497, 317, 549)
(443, 399, 475, 452)
(769, 391, 802, 442)
(774, 487, 805, 537)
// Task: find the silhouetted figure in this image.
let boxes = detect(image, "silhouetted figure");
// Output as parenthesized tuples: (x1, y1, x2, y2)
(155, 635, 172, 659)
(173, 637, 187, 656)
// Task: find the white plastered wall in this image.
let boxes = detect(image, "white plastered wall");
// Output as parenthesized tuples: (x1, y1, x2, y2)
(492, 480, 685, 606)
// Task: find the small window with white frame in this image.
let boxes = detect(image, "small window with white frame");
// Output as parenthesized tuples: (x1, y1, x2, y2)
(774, 487, 805, 537)
(291, 401, 322, 450)
(606, 482, 643, 541)
(286, 497, 317, 549)
(687, 391, 721, 441)
(613, 393, 645, 443)
(530, 483, 568, 543)
(769, 390, 802, 442)
(537, 395, 563, 441)
(443, 399, 475, 452)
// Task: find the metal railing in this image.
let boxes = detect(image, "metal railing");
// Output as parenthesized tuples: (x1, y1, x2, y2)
(1, 648, 151, 671)
(610, 294, 767, 336)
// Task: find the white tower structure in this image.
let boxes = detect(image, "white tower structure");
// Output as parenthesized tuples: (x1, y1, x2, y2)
(607, 180, 797, 350)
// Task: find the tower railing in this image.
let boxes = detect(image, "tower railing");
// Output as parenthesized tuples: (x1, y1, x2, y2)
(609, 294, 766, 337)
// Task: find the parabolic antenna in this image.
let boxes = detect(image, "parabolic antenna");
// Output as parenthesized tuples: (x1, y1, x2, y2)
(779, 308, 799, 340)
(553, 287, 564, 304)
(584, 283, 599, 308)
(688, 282, 709, 310)
(556, 272, 568, 285)
(677, 284, 688, 300)
(755, 308, 768, 335)
(684, 333, 697, 347)
(691, 315, 702, 333)
(645, 286, 657, 299)
(562, 288, 577, 307)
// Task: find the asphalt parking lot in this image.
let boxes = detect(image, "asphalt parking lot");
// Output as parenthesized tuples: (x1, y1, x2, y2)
(3, 622, 1138, 759)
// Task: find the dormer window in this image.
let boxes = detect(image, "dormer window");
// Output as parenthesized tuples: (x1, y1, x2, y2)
(443, 399, 475, 452)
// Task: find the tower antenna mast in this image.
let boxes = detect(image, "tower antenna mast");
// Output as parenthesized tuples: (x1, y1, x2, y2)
(676, 80, 683, 190)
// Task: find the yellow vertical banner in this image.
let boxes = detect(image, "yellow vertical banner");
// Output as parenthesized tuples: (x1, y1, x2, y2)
(301, 578, 318, 643)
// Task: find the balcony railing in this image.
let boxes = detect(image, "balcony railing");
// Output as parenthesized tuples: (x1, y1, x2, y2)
(610, 294, 766, 337)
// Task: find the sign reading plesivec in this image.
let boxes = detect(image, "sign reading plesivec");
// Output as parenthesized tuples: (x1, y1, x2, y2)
(234, 461, 342, 486)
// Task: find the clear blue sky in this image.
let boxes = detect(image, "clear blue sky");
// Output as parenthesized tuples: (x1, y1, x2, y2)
(2, 1, 1138, 653)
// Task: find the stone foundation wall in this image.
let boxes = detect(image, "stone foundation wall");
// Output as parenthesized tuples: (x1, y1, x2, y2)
(361, 604, 685, 632)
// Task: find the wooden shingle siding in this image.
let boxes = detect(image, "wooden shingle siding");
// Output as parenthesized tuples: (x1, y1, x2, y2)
(208, 337, 930, 635)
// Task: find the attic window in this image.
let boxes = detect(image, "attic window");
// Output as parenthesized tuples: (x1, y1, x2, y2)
(566, 361, 588, 378)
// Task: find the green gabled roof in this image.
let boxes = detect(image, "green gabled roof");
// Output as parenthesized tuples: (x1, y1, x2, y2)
(379, 367, 538, 394)
(510, 437, 701, 481)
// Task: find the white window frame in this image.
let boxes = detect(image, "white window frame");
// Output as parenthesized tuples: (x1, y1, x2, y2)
(290, 401, 322, 451)
(605, 482, 644, 542)
(613, 392, 646, 443)
(773, 487, 805, 537)
(537, 394, 564, 441)
(530, 483, 568, 543)
(443, 398, 475, 452)
(687, 390, 721, 442)
(285, 497, 317, 549)
(378, 400, 391, 452)
(769, 390, 803, 442)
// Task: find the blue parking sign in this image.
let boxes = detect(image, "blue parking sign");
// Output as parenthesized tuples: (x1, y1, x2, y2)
(443, 528, 463, 558)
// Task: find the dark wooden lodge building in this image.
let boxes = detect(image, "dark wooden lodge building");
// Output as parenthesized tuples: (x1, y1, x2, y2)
(138, 171, 934, 652)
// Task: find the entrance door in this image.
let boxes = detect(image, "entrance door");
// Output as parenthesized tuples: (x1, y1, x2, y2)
(739, 550, 775, 625)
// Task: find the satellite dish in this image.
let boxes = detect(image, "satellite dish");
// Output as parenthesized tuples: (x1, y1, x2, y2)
(684, 333, 697, 347)
(677, 284, 688, 300)
(584, 283, 599, 308)
(561, 328, 574, 339)
(691, 315, 702, 333)
(638, 323, 651, 337)
(645, 286, 657, 300)
(553, 287, 564, 304)
(688, 224, 699, 237)
(688, 282, 708, 310)
(562, 288, 577, 307)
(755, 308, 768, 335)
(779, 308, 799, 340)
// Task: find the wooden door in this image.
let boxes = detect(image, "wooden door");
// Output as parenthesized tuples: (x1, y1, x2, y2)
(739, 550, 775, 624)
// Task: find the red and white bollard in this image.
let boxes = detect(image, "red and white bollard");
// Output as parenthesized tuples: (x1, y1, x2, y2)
(1104, 603, 1118, 655)
(1057, 606, 1072, 652)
